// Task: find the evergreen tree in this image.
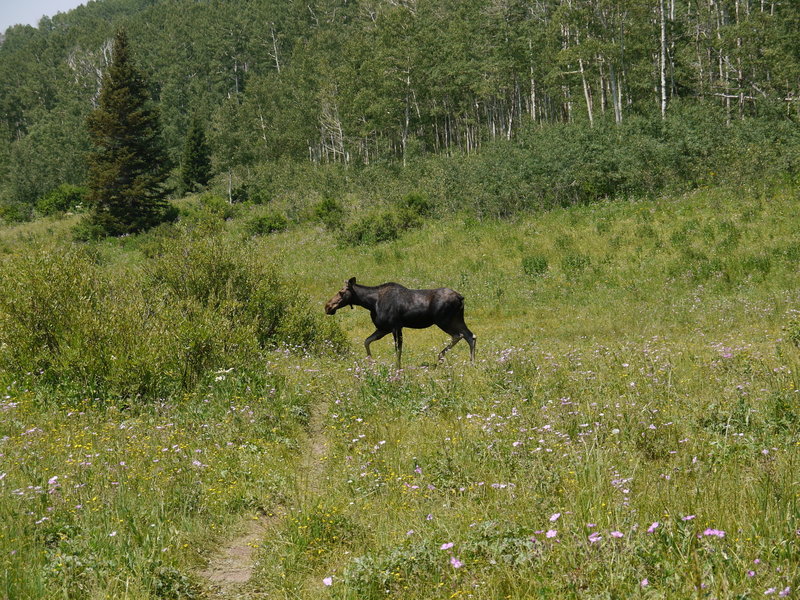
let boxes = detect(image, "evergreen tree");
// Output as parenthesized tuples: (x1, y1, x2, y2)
(85, 29, 170, 236)
(179, 116, 212, 194)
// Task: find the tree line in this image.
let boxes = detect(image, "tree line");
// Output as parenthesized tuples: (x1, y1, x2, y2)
(1, 0, 799, 222)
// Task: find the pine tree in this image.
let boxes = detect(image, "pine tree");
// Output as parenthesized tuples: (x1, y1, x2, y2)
(179, 116, 212, 195)
(85, 29, 171, 236)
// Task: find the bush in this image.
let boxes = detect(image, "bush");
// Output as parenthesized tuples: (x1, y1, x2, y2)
(246, 212, 289, 236)
(522, 254, 549, 277)
(197, 193, 238, 220)
(0, 235, 348, 403)
(314, 197, 345, 231)
(343, 210, 404, 246)
(36, 184, 87, 216)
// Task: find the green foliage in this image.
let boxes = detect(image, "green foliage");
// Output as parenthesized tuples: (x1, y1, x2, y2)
(561, 252, 591, 278)
(0, 235, 347, 402)
(314, 197, 345, 231)
(342, 210, 404, 246)
(521, 255, 548, 278)
(84, 29, 171, 237)
(340, 192, 432, 246)
(179, 117, 212, 195)
(245, 212, 289, 236)
(36, 184, 87, 216)
(149, 564, 202, 600)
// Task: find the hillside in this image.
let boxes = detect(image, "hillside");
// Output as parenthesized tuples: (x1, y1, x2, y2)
(1, 0, 799, 222)
(0, 186, 798, 598)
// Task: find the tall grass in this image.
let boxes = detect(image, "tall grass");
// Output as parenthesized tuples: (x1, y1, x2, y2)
(0, 185, 798, 598)
(0, 229, 347, 404)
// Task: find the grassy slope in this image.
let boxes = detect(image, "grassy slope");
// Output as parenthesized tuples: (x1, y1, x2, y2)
(1, 185, 799, 598)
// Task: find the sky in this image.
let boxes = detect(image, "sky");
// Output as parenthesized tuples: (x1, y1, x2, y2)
(0, 0, 86, 33)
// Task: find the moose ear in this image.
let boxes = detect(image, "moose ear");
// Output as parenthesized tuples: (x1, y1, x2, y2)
(347, 277, 356, 287)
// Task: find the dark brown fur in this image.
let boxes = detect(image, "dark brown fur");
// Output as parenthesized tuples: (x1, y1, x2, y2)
(325, 278, 476, 367)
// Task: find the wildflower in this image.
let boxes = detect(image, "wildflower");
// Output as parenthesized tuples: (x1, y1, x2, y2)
(323, 576, 333, 586)
(450, 556, 463, 569)
(682, 515, 696, 521)
(550, 512, 561, 522)
(440, 542, 454, 550)
(109, 531, 117, 537)
(779, 588, 791, 597)
(647, 522, 659, 533)
(747, 571, 756, 577)
(641, 578, 649, 587)
(610, 531, 624, 538)
(588, 532, 602, 543)
(702, 528, 725, 538)
(406, 530, 414, 536)
(765, 589, 776, 596)
(546, 529, 557, 538)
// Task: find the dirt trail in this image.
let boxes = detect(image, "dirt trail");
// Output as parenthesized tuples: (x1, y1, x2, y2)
(298, 400, 329, 498)
(199, 511, 281, 596)
(198, 400, 329, 597)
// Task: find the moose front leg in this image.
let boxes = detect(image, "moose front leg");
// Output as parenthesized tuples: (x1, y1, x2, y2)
(364, 329, 389, 358)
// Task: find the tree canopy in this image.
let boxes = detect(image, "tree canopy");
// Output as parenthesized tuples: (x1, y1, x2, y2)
(0, 0, 799, 219)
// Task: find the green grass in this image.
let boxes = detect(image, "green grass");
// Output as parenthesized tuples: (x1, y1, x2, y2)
(1, 185, 799, 598)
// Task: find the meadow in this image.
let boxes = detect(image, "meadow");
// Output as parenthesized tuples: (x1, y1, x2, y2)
(1, 184, 799, 598)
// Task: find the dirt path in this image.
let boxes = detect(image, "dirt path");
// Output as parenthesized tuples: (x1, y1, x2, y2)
(199, 510, 281, 596)
(198, 400, 329, 597)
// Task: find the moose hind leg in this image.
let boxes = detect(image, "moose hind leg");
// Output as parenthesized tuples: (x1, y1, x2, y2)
(392, 328, 403, 368)
(365, 329, 389, 358)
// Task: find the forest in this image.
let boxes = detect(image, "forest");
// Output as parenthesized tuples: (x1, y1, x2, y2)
(1, 0, 799, 221)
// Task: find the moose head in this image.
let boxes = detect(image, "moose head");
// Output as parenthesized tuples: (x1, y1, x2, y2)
(324, 277, 356, 315)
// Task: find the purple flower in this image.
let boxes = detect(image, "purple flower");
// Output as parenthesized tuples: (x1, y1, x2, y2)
(546, 529, 557, 538)
(747, 570, 756, 577)
(323, 576, 333, 586)
(610, 531, 624, 538)
(588, 532, 602, 543)
(450, 556, 463, 569)
(440, 542, 454, 550)
(703, 528, 725, 538)
(779, 588, 791, 597)
(647, 522, 659, 533)
(682, 515, 696, 521)
(641, 578, 649, 587)
(550, 512, 561, 522)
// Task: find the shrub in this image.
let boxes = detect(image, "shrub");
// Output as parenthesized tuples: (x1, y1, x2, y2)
(343, 210, 404, 246)
(0, 236, 348, 403)
(36, 184, 87, 216)
(522, 254, 549, 277)
(197, 193, 237, 220)
(246, 212, 289, 236)
(314, 197, 345, 230)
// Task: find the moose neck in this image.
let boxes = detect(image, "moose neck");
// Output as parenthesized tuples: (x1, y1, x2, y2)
(350, 283, 380, 312)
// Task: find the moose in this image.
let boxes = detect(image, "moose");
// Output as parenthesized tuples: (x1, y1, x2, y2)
(324, 278, 476, 367)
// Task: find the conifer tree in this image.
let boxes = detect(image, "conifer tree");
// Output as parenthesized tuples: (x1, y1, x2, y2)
(179, 116, 212, 195)
(85, 29, 170, 236)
